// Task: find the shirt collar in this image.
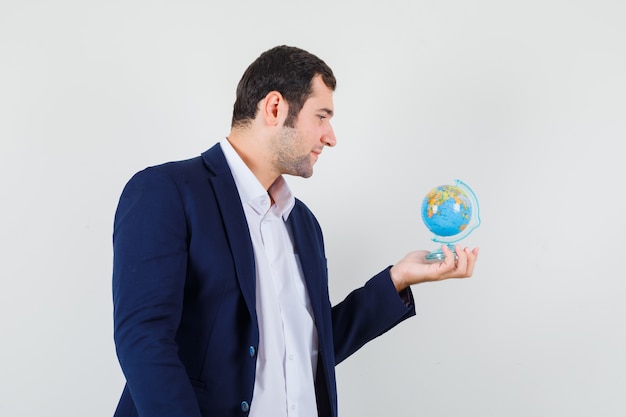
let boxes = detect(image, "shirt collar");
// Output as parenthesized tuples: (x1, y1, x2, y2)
(220, 138, 295, 220)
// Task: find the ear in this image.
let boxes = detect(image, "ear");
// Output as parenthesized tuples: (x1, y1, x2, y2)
(260, 91, 288, 126)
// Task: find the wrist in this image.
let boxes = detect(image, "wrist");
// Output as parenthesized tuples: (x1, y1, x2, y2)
(389, 264, 408, 292)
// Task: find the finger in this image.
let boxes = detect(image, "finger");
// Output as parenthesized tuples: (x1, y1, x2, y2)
(454, 244, 469, 275)
(456, 246, 478, 277)
(464, 247, 480, 276)
(440, 245, 457, 270)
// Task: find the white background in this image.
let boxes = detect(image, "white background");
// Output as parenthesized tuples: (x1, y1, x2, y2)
(1, 1, 625, 416)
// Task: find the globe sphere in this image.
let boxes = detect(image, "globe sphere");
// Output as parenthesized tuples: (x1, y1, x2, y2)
(421, 184, 473, 238)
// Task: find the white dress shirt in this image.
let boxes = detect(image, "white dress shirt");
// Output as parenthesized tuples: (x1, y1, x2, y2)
(220, 138, 319, 417)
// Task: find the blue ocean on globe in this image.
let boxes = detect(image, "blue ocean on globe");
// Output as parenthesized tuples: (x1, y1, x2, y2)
(421, 185, 472, 237)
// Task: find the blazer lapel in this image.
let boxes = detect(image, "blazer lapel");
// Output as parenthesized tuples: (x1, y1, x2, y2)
(202, 144, 257, 320)
(288, 205, 337, 417)
(288, 206, 326, 335)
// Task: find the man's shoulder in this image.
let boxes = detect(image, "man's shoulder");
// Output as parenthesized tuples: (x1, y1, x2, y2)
(130, 143, 224, 180)
(147, 154, 205, 174)
(124, 155, 203, 187)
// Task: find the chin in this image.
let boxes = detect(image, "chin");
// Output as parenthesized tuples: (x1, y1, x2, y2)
(294, 168, 313, 178)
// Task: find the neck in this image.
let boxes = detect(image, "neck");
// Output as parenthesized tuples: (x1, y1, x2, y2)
(226, 133, 279, 190)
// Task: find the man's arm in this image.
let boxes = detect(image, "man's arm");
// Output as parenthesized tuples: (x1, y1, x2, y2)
(329, 244, 478, 364)
(112, 167, 202, 417)
(331, 268, 416, 364)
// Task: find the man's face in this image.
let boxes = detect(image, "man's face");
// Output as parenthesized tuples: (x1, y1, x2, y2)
(271, 76, 336, 178)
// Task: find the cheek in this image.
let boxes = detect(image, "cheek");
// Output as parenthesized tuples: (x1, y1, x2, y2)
(296, 129, 315, 148)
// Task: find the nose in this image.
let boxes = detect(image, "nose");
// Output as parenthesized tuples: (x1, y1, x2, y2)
(323, 125, 337, 147)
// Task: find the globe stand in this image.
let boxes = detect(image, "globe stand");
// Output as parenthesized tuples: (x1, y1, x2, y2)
(425, 244, 457, 262)
(421, 179, 481, 263)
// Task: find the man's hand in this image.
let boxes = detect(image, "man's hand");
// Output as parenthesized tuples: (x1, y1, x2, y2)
(389, 244, 479, 292)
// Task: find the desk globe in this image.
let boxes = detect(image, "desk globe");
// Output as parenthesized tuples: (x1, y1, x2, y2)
(421, 179, 481, 261)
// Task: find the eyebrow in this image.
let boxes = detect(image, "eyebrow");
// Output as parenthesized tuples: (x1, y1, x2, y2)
(318, 108, 334, 117)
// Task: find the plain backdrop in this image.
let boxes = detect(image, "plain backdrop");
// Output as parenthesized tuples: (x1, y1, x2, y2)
(1, 1, 625, 416)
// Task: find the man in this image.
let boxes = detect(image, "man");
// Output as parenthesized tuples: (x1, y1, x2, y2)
(112, 45, 478, 417)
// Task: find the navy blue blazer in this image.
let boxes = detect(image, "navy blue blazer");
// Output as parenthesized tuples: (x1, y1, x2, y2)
(112, 143, 415, 417)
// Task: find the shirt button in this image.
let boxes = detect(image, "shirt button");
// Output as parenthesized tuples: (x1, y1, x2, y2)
(241, 401, 250, 412)
(249, 346, 256, 357)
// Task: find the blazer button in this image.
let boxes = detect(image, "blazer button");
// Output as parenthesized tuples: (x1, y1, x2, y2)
(241, 401, 250, 412)
(249, 346, 256, 357)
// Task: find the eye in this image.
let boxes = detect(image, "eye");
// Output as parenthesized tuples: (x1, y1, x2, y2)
(318, 115, 326, 121)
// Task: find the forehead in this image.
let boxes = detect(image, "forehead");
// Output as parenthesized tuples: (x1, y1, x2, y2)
(303, 76, 334, 111)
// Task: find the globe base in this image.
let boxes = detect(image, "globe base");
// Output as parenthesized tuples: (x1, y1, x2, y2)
(425, 245, 457, 262)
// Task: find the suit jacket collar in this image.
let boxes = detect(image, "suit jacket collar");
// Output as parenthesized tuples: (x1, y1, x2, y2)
(201, 144, 257, 318)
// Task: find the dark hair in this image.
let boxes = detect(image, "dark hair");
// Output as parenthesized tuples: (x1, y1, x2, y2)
(231, 45, 336, 128)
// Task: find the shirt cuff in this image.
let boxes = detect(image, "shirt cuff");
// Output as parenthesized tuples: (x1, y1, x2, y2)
(398, 287, 414, 308)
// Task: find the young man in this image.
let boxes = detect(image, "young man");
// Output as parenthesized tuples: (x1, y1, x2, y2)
(112, 45, 478, 417)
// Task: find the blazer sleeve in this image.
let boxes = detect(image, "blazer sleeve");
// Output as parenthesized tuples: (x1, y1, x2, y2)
(112, 167, 202, 417)
(331, 268, 416, 365)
